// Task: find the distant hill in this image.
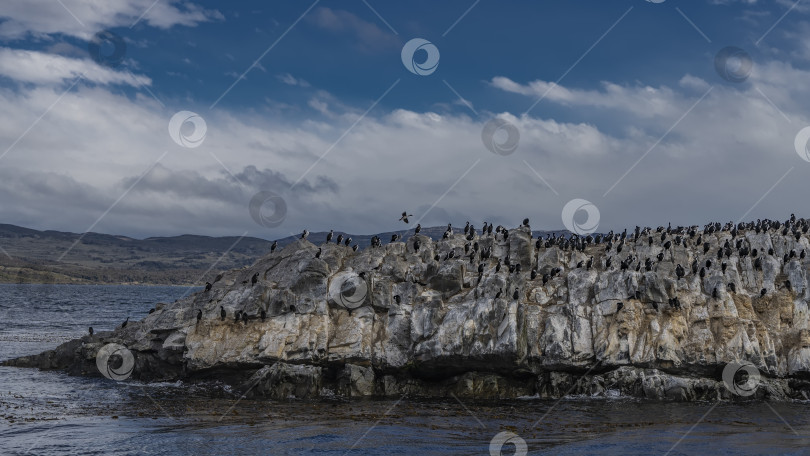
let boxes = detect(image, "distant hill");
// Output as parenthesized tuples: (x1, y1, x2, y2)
(0, 223, 569, 285)
(0, 224, 272, 285)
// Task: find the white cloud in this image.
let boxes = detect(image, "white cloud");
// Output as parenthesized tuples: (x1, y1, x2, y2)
(679, 74, 711, 92)
(0, 47, 150, 86)
(277, 73, 310, 87)
(0, 0, 223, 39)
(490, 76, 684, 118)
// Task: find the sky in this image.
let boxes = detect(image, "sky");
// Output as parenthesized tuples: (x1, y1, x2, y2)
(0, 0, 809, 241)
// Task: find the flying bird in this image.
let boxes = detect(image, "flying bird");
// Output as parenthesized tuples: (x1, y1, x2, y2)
(399, 211, 413, 224)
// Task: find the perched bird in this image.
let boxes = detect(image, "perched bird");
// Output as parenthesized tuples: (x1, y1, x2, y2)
(251, 272, 259, 286)
(205, 282, 212, 292)
(301, 230, 309, 239)
(196, 309, 202, 323)
(326, 230, 333, 243)
(121, 317, 129, 329)
(271, 241, 278, 252)
(220, 306, 226, 321)
(234, 310, 241, 323)
(315, 248, 322, 258)
(495, 288, 503, 299)
(88, 327, 94, 336)
(345, 237, 352, 246)
(394, 295, 401, 304)
(616, 302, 623, 312)
(513, 288, 520, 300)
(261, 310, 266, 321)
(242, 312, 248, 324)
(761, 288, 767, 297)
(415, 224, 421, 234)
(399, 212, 413, 224)
(336, 234, 343, 245)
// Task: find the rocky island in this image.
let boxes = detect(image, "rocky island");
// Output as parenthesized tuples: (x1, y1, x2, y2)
(6, 218, 810, 402)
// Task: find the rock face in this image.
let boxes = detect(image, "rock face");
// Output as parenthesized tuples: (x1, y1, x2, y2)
(7, 224, 810, 401)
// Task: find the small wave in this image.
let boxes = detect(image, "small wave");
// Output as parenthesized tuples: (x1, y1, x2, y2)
(0, 333, 74, 343)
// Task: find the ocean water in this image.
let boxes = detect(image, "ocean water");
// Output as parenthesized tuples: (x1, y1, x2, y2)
(1, 284, 809, 455)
